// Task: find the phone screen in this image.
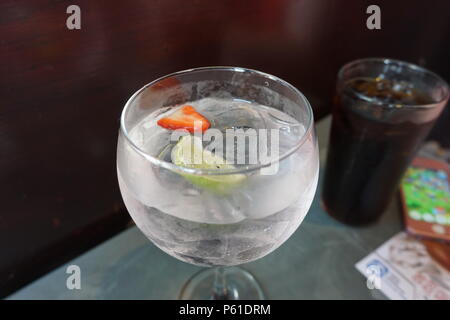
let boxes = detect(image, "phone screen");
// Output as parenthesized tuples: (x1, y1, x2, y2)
(402, 166, 450, 226)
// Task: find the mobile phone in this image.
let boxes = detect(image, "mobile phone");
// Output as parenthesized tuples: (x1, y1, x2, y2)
(400, 157, 450, 242)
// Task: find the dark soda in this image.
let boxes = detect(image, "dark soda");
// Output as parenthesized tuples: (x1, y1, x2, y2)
(322, 77, 441, 225)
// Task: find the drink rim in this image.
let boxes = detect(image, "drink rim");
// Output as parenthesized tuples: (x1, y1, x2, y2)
(338, 57, 450, 107)
(119, 66, 314, 176)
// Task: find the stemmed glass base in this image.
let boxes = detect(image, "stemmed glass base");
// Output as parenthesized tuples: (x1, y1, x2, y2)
(179, 267, 265, 300)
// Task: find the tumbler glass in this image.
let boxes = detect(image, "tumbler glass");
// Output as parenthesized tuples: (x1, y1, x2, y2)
(322, 58, 449, 226)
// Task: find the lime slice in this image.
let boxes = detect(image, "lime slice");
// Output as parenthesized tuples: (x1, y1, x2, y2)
(171, 135, 246, 194)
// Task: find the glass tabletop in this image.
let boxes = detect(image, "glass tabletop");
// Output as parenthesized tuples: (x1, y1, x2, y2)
(7, 116, 402, 300)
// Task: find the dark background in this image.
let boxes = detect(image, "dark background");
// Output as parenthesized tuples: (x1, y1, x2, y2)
(1, 0, 449, 297)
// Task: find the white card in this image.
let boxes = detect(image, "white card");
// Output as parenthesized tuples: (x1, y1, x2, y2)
(356, 232, 450, 300)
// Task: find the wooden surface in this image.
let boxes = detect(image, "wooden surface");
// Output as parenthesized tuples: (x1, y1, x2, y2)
(1, 0, 449, 297)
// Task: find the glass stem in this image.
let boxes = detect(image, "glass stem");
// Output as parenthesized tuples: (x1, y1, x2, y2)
(212, 267, 228, 300)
